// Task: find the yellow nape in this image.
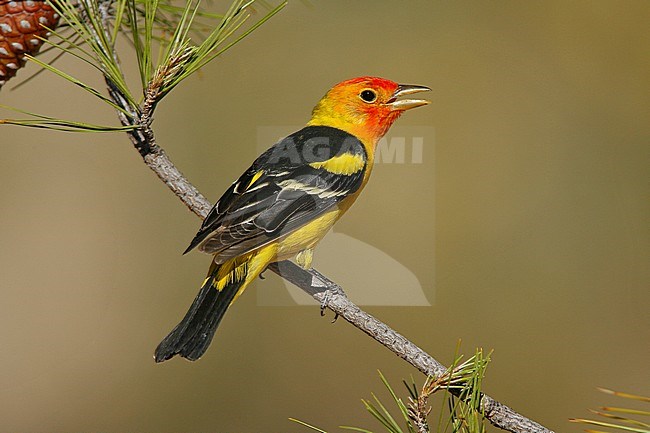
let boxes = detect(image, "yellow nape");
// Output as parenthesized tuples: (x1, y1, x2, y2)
(309, 152, 365, 175)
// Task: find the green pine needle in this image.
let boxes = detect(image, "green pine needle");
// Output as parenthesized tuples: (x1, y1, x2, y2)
(24, 55, 132, 117)
(572, 388, 650, 433)
(289, 418, 330, 433)
(3, 0, 285, 134)
(600, 408, 650, 418)
(289, 349, 490, 433)
(340, 427, 375, 433)
(570, 419, 650, 433)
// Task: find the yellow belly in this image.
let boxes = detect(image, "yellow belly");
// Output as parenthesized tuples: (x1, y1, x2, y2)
(275, 208, 342, 261)
(275, 189, 364, 260)
(218, 191, 362, 304)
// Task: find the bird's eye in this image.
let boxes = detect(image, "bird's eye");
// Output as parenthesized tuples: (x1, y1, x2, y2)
(359, 89, 377, 103)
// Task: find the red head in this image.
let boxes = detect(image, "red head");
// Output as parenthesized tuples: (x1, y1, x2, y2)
(308, 76, 430, 150)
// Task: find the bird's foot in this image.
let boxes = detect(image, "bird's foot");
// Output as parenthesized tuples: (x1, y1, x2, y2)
(319, 293, 328, 316)
(319, 289, 340, 323)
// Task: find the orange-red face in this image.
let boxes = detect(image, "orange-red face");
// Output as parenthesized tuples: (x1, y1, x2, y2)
(309, 76, 430, 146)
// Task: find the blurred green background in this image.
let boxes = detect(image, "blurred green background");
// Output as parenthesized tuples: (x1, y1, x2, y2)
(1, 1, 648, 432)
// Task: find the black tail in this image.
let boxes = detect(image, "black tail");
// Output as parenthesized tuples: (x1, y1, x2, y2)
(154, 267, 243, 362)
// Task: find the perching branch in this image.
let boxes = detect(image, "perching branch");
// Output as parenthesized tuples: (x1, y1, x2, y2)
(102, 66, 554, 433)
(267, 263, 550, 433)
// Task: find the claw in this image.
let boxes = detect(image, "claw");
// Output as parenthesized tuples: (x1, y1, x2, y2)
(312, 271, 345, 322)
(259, 266, 268, 280)
(320, 288, 330, 316)
(319, 289, 339, 323)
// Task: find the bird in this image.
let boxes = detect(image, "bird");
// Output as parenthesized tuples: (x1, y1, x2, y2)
(154, 76, 430, 362)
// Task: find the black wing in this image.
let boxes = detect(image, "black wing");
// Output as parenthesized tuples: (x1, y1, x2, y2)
(184, 126, 368, 261)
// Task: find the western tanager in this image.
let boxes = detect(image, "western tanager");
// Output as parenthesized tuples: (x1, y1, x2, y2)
(155, 77, 430, 362)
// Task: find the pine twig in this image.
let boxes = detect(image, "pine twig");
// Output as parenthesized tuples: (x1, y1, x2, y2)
(267, 262, 550, 433)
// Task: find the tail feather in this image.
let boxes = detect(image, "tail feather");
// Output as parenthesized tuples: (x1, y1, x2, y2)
(154, 267, 243, 363)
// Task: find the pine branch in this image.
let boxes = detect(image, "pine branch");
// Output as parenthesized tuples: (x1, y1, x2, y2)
(267, 263, 550, 433)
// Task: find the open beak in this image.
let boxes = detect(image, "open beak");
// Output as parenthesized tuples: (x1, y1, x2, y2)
(387, 84, 431, 111)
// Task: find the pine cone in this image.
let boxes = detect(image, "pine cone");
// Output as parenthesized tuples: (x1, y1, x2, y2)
(0, 0, 60, 88)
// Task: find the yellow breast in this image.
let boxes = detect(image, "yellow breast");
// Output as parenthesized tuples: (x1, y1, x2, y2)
(275, 208, 343, 261)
